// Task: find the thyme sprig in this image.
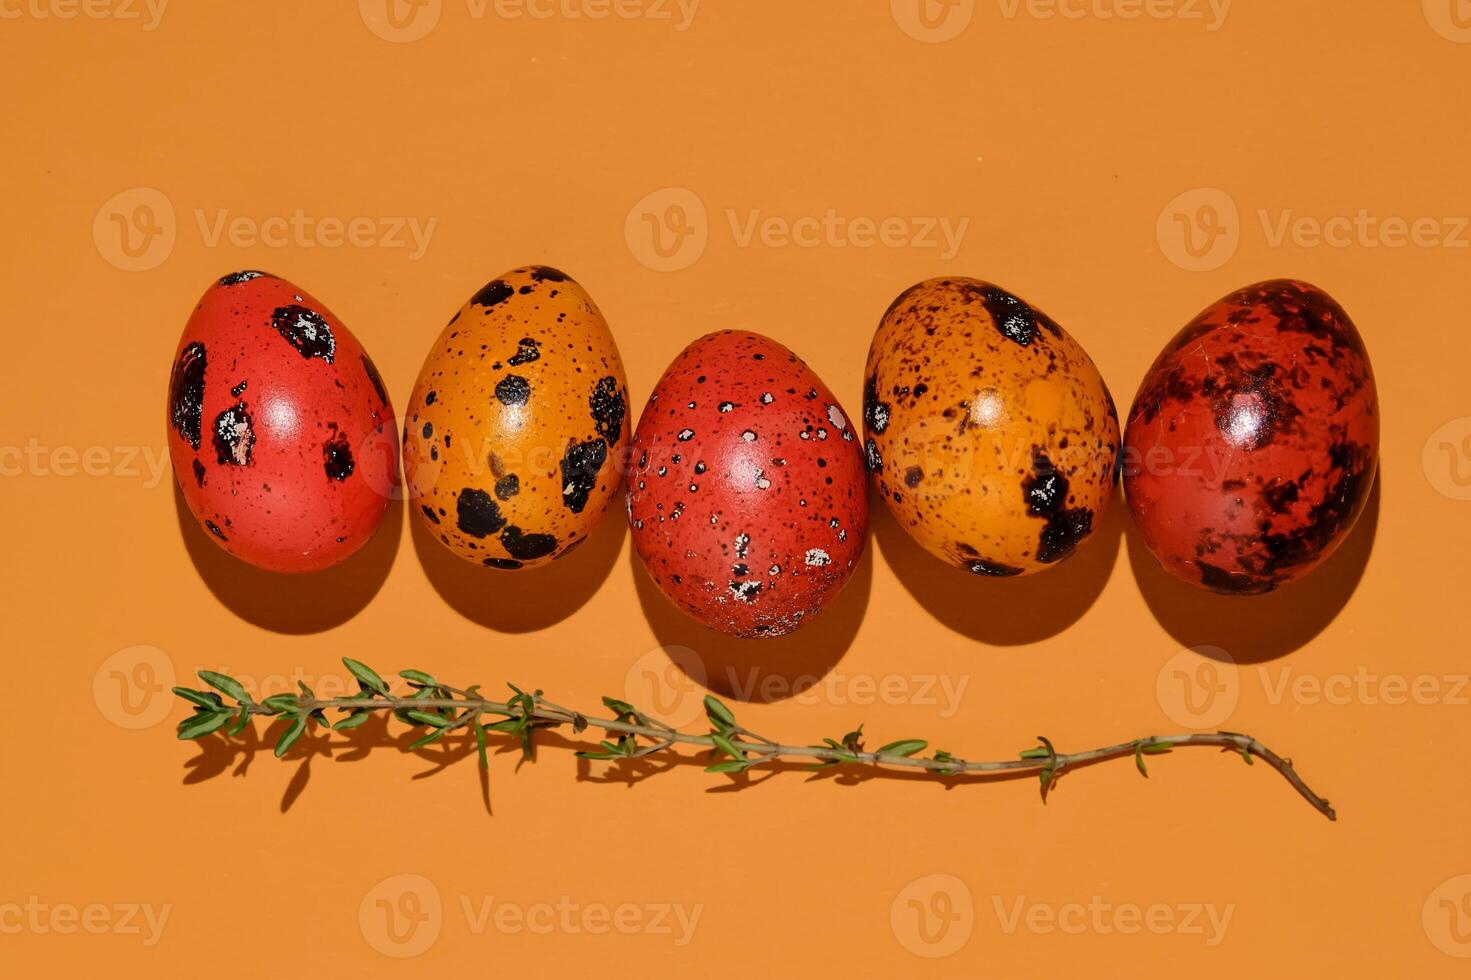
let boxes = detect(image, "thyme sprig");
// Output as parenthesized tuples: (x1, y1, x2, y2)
(173, 658, 1336, 820)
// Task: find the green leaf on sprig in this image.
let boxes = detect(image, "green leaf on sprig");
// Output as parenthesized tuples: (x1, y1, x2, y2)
(473, 722, 489, 769)
(706, 759, 752, 774)
(333, 711, 371, 732)
(710, 733, 746, 761)
(704, 695, 736, 731)
(177, 710, 231, 740)
(406, 710, 451, 728)
(877, 739, 928, 758)
(343, 658, 389, 695)
(398, 669, 437, 687)
(198, 671, 248, 703)
(173, 687, 223, 710)
(409, 727, 448, 750)
(274, 715, 308, 758)
(261, 694, 298, 714)
(228, 706, 252, 736)
(602, 696, 636, 716)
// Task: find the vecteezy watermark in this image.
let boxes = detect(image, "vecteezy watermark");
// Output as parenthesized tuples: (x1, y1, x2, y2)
(93, 647, 385, 731)
(0, 0, 167, 29)
(994, 0, 1230, 30)
(891, 0, 1230, 42)
(94, 646, 177, 731)
(624, 187, 969, 272)
(358, 0, 699, 42)
(624, 646, 971, 720)
(0, 898, 172, 946)
(0, 439, 171, 488)
(890, 0, 974, 42)
(622, 645, 709, 727)
(1156, 646, 1471, 729)
(991, 895, 1234, 945)
(1423, 0, 1471, 43)
(889, 874, 1234, 956)
(1157, 186, 1471, 271)
(1155, 187, 1239, 272)
(1155, 646, 1239, 729)
(358, 874, 702, 957)
(1424, 874, 1471, 958)
(94, 187, 438, 272)
(890, 874, 975, 958)
(1424, 417, 1471, 501)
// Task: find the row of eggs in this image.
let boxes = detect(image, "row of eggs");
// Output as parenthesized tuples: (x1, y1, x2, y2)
(168, 268, 1379, 637)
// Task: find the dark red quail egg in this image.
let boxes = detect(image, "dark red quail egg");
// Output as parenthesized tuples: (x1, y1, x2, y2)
(167, 271, 398, 573)
(1122, 279, 1378, 594)
(627, 331, 868, 637)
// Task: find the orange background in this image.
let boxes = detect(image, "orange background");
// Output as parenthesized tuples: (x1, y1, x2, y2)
(4, 0, 1470, 974)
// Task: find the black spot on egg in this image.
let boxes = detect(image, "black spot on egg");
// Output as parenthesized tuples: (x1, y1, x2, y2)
(323, 432, 355, 481)
(529, 266, 569, 282)
(976, 285, 1060, 347)
(589, 375, 626, 445)
(863, 374, 891, 434)
(500, 525, 557, 560)
(191, 458, 206, 487)
(560, 439, 608, 514)
(864, 439, 883, 473)
(1022, 448, 1093, 563)
(362, 354, 390, 407)
(217, 270, 268, 286)
(495, 474, 520, 500)
(169, 342, 207, 450)
(495, 375, 531, 407)
(421, 504, 441, 525)
(472, 279, 514, 308)
(456, 487, 507, 538)
(212, 402, 255, 466)
(483, 557, 524, 569)
(270, 305, 336, 362)
(507, 337, 541, 366)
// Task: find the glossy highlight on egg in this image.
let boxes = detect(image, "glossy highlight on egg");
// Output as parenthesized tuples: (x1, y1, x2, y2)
(864, 277, 1120, 577)
(403, 266, 630, 570)
(166, 270, 399, 573)
(627, 330, 868, 637)
(1122, 279, 1378, 594)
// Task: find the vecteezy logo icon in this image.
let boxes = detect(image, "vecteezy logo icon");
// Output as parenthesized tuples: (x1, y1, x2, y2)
(1424, 0, 1471, 42)
(623, 645, 709, 728)
(93, 645, 176, 730)
(359, 873, 443, 957)
(624, 187, 708, 272)
(93, 187, 176, 272)
(1156, 645, 1239, 729)
(359, 0, 442, 43)
(890, 0, 974, 42)
(890, 873, 973, 957)
(1424, 417, 1471, 501)
(1156, 187, 1240, 272)
(1424, 874, 1471, 957)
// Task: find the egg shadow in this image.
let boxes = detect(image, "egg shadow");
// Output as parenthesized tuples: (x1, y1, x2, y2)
(630, 539, 873, 704)
(173, 483, 401, 634)
(1126, 473, 1381, 664)
(411, 502, 627, 633)
(872, 485, 1124, 645)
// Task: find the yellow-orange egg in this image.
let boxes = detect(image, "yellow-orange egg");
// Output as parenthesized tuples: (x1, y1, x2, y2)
(404, 266, 630, 569)
(863, 277, 1119, 576)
